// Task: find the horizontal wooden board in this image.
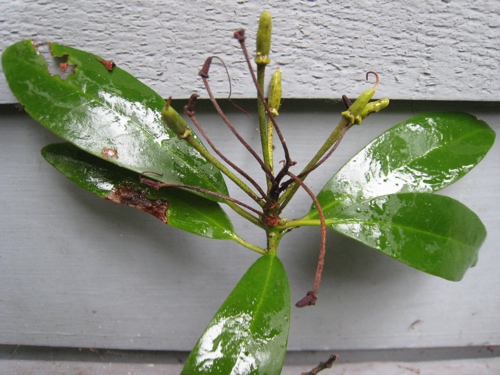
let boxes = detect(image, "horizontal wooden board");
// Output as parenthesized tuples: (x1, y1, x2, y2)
(1, 346, 499, 375)
(0, 100, 499, 352)
(1, 356, 499, 375)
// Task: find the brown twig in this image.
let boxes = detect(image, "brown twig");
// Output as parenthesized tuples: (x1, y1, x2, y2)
(199, 56, 275, 182)
(139, 174, 263, 217)
(287, 172, 326, 308)
(342, 95, 352, 108)
(301, 354, 339, 375)
(184, 94, 270, 203)
(199, 56, 233, 96)
(198, 56, 249, 116)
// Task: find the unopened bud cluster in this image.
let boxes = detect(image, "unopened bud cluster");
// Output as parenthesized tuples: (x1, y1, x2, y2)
(342, 72, 389, 125)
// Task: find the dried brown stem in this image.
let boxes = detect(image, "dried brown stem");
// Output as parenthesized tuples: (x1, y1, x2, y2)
(139, 175, 263, 217)
(287, 172, 326, 308)
(198, 56, 233, 97)
(184, 95, 270, 202)
(198, 56, 249, 116)
(342, 95, 352, 108)
(366, 70, 380, 89)
(199, 57, 275, 182)
(301, 354, 339, 375)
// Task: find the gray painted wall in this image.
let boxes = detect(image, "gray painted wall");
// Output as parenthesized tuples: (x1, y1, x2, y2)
(1, 0, 499, 372)
(1, 101, 499, 352)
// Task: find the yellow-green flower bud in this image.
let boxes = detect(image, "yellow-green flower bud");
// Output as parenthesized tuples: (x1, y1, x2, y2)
(342, 71, 380, 125)
(268, 67, 282, 116)
(360, 98, 390, 119)
(255, 11, 272, 65)
(161, 97, 190, 137)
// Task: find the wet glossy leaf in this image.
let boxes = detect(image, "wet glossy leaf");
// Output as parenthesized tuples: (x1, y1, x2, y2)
(328, 193, 486, 281)
(2, 40, 228, 200)
(310, 112, 495, 216)
(42, 143, 237, 240)
(182, 254, 290, 375)
(302, 112, 494, 280)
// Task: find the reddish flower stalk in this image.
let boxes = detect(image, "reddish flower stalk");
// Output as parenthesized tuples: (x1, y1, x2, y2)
(287, 172, 327, 307)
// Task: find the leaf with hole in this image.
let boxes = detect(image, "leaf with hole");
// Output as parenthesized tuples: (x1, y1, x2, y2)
(2, 40, 228, 200)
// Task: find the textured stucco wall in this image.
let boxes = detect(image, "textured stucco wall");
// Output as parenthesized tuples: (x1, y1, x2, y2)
(1, 0, 499, 103)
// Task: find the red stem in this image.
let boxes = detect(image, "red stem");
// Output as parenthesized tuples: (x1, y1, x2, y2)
(287, 172, 327, 307)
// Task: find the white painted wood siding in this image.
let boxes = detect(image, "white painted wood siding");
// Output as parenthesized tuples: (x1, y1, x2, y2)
(1, 0, 499, 103)
(1, 101, 498, 351)
(1, 0, 499, 369)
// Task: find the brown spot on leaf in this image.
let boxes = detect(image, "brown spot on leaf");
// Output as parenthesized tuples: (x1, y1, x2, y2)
(101, 147, 119, 159)
(97, 58, 116, 71)
(106, 185, 168, 223)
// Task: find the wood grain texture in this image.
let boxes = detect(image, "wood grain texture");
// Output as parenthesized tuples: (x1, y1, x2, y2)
(1, 0, 499, 103)
(0, 101, 498, 352)
(1, 358, 499, 375)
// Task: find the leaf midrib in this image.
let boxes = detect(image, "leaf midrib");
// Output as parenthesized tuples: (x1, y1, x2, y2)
(327, 215, 476, 250)
(250, 255, 275, 335)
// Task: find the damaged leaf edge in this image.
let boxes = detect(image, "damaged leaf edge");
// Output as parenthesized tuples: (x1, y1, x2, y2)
(33, 40, 78, 81)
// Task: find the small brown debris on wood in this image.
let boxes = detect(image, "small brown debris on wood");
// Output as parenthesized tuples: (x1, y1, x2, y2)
(397, 364, 421, 374)
(301, 354, 339, 375)
(410, 319, 423, 330)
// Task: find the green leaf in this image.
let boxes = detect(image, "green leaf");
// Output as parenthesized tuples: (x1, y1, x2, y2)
(182, 254, 290, 375)
(42, 143, 237, 240)
(329, 193, 486, 281)
(300, 113, 494, 280)
(308, 112, 495, 217)
(2, 40, 228, 200)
